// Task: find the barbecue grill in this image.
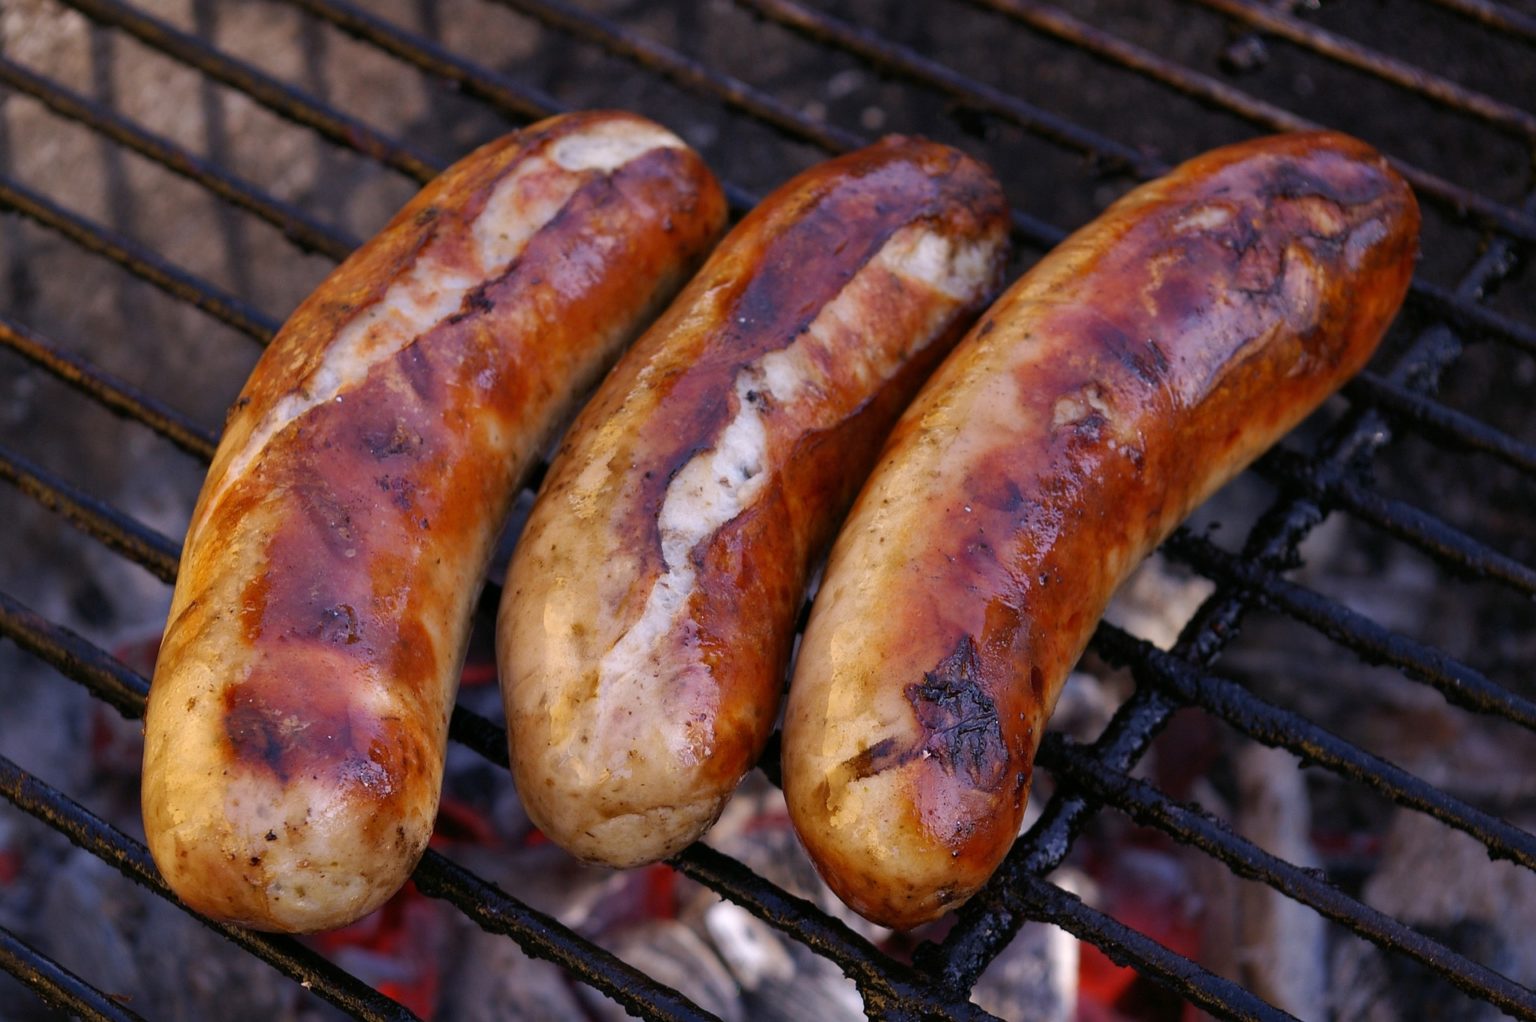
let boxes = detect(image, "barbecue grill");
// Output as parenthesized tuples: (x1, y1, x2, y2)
(3, 0, 1535, 1018)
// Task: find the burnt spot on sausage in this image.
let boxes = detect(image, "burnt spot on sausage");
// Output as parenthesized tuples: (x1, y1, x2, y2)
(397, 344, 436, 403)
(292, 477, 357, 559)
(844, 735, 908, 781)
(446, 281, 497, 325)
(1265, 157, 1387, 209)
(362, 419, 423, 460)
(222, 662, 420, 809)
(906, 635, 1007, 788)
(317, 604, 361, 645)
(224, 683, 350, 786)
(376, 474, 417, 511)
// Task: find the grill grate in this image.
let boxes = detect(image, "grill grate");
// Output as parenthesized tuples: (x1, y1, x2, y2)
(3, 1, 1536, 1019)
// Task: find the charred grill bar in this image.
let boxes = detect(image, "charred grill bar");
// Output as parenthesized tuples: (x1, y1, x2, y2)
(2, 1, 1535, 1019)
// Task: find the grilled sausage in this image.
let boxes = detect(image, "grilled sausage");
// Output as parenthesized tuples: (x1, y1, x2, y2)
(499, 137, 1009, 867)
(141, 111, 726, 932)
(782, 131, 1419, 929)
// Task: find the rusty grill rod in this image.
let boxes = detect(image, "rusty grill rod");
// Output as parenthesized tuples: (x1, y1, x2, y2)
(0, 443, 180, 584)
(957, 0, 1536, 252)
(283, 0, 1058, 247)
(1256, 448, 1536, 598)
(0, 923, 149, 1022)
(1091, 623, 1536, 874)
(10, 0, 1532, 362)
(735, 0, 1536, 246)
(0, 614, 726, 1022)
(0, 316, 219, 461)
(485, 0, 860, 157)
(1422, 0, 1536, 44)
(1163, 528, 1536, 730)
(1347, 372, 1536, 476)
(58, 0, 439, 185)
(1191, 0, 1536, 139)
(1040, 733, 1536, 1018)
(0, 176, 276, 343)
(0, 56, 357, 262)
(0, 753, 421, 1022)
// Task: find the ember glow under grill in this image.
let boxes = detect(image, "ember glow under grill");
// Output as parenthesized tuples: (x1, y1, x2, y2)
(2, 1, 1535, 1020)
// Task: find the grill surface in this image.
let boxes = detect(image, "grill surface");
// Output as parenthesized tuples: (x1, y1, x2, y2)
(3, 1, 1536, 1019)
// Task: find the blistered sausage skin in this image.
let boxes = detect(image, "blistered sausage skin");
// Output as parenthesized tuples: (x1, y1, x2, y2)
(499, 137, 1009, 867)
(141, 111, 726, 932)
(783, 131, 1419, 930)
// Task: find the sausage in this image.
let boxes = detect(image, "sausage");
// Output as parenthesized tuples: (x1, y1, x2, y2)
(499, 136, 1010, 867)
(782, 131, 1419, 929)
(141, 111, 726, 932)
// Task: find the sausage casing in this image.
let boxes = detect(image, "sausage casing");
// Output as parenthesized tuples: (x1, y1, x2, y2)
(782, 131, 1419, 929)
(141, 111, 726, 932)
(499, 137, 1009, 867)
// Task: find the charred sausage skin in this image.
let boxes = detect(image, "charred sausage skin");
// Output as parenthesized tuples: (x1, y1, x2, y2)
(142, 111, 726, 932)
(500, 137, 1009, 867)
(783, 131, 1419, 930)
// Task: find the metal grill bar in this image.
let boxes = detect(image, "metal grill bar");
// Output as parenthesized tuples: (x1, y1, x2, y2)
(0, 57, 357, 262)
(1090, 621, 1536, 872)
(488, 0, 859, 155)
(0, 443, 179, 584)
(1349, 372, 1536, 476)
(0, 316, 219, 460)
(1190, 0, 1536, 139)
(0, 924, 149, 1022)
(1009, 870, 1298, 1022)
(271, 0, 760, 217)
(668, 844, 1002, 1022)
(1163, 529, 1536, 728)
(0, 754, 421, 1022)
(4, 2, 1535, 1019)
(964, 0, 1310, 133)
(0, 175, 277, 343)
(735, 0, 1536, 245)
(1423, 0, 1536, 43)
(735, 0, 1159, 175)
(0, 594, 723, 1022)
(1039, 734, 1536, 1019)
(274, 0, 558, 129)
(408, 852, 723, 1022)
(1257, 449, 1536, 598)
(0, 590, 149, 719)
(58, 0, 439, 185)
(960, 0, 1536, 250)
(1406, 280, 1536, 357)
(15, 0, 1535, 365)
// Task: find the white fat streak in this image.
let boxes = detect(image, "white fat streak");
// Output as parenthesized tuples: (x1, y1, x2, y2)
(595, 223, 996, 745)
(205, 119, 683, 520)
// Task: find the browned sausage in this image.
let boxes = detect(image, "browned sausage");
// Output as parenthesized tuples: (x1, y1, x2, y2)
(141, 111, 726, 932)
(499, 137, 1009, 867)
(782, 131, 1419, 929)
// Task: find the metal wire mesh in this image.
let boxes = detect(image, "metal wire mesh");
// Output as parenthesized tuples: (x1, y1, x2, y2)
(2, 1, 1535, 1019)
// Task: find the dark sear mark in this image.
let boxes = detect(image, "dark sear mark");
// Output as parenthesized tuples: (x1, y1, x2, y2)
(908, 635, 1007, 787)
(842, 635, 1008, 788)
(446, 281, 498, 324)
(224, 687, 345, 785)
(362, 419, 422, 460)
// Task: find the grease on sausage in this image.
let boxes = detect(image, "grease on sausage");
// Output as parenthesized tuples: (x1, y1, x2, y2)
(782, 131, 1419, 929)
(500, 137, 1009, 867)
(142, 111, 725, 932)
